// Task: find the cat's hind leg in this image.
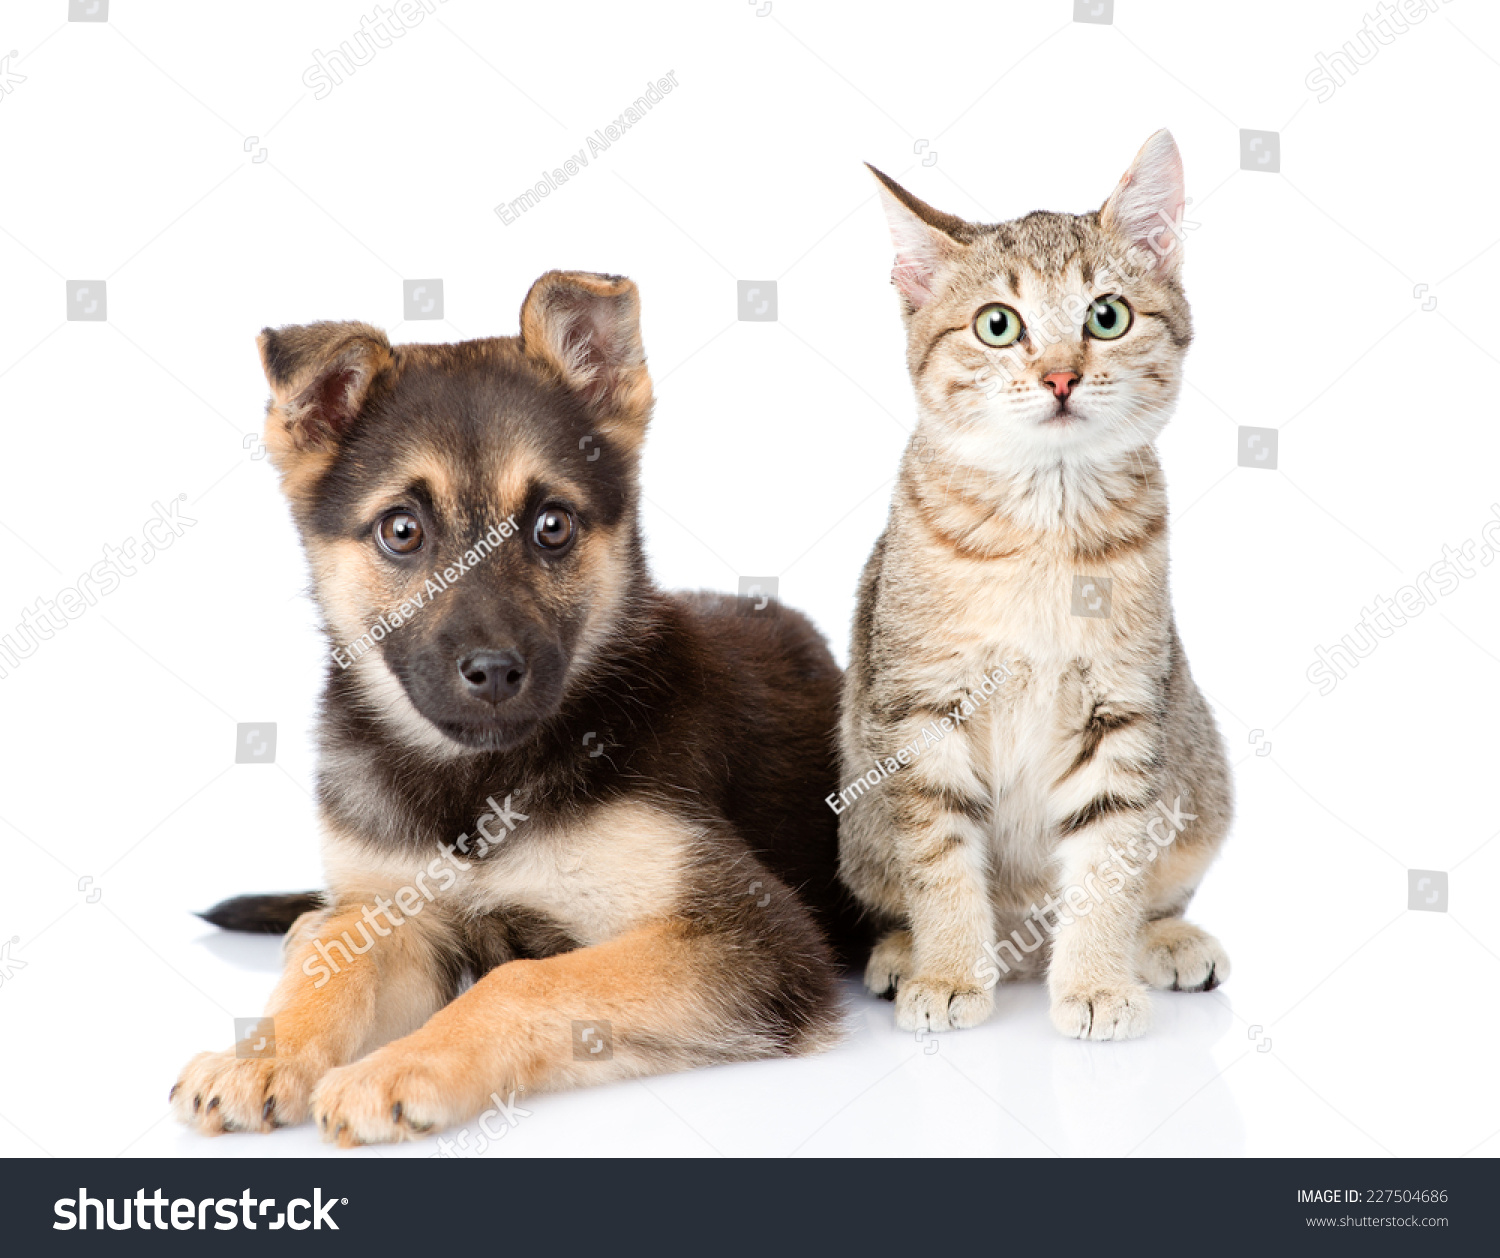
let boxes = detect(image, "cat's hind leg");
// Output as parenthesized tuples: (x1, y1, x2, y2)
(864, 928, 912, 999)
(1138, 918, 1229, 992)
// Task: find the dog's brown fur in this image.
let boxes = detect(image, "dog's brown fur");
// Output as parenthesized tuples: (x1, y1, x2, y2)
(172, 271, 864, 1145)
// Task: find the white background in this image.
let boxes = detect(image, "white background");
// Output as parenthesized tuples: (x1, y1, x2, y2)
(0, 0, 1496, 1159)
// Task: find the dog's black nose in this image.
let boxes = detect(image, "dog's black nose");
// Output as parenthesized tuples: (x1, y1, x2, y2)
(458, 650, 527, 704)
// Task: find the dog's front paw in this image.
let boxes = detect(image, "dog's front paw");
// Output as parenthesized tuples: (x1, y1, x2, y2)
(311, 1048, 476, 1147)
(894, 976, 993, 1032)
(171, 1050, 321, 1135)
(1049, 984, 1152, 1041)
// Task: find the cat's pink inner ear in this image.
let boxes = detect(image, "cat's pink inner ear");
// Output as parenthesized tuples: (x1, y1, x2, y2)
(1101, 130, 1186, 274)
(874, 186, 956, 310)
(883, 211, 942, 307)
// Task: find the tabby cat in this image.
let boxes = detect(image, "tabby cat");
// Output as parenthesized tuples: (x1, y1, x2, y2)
(838, 131, 1232, 1040)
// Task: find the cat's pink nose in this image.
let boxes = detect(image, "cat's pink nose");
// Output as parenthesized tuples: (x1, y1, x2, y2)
(1043, 371, 1079, 399)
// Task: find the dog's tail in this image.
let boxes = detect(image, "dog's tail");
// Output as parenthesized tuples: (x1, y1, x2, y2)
(198, 892, 324, 935)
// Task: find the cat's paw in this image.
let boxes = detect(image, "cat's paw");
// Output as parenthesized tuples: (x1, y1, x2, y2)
(894, 976, 993, 1032)
(1050, 984, 1152, 1041)
(864, 929, 912, 1000)
(1138, 919, 1229, 992)
(170, 1050, 321, 1135)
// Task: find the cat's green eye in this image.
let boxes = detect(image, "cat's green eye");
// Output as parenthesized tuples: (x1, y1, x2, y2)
(974, 303, 1024, 348)
(1085, 296, 1132, 341)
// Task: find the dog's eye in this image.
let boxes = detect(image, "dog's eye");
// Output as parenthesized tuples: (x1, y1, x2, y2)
(376, 511, 424, 556)
(533, 507, 575, 551)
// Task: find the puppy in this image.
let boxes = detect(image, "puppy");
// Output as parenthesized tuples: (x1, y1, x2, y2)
(172, 271, 863, 1145)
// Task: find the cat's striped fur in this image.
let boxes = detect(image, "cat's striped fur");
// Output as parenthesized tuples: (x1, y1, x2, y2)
(839, 131, 1232, 1040)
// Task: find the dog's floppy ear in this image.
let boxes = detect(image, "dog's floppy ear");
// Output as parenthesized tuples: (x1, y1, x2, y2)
(257, 321, 392, 463)
(520, 271, 652, 442)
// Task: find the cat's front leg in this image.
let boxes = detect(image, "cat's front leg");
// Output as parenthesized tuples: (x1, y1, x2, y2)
(883, 747, 996, 1032)
(1044, 801, 1158, 1041)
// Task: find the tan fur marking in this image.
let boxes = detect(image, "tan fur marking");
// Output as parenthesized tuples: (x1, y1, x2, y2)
(170, 904, 447, 1135)
(351, 452, 463, 526)
(321, 799, 693, 945)
(308, 920, 731, 1146)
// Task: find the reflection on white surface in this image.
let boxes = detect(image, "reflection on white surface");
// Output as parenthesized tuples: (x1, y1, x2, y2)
(195, 928, 285, 976)
(135, 948, 1251, 1158)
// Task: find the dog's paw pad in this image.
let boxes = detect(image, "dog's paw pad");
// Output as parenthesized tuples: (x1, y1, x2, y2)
(894, 976, 993, 1032)
(170, 1050, 318, 1135)
(311, 1055, 447, 1147)
(1050, 985, 1152, 1041)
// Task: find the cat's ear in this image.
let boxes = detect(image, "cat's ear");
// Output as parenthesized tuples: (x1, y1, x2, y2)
(867, 165, 970, 314)
(1100, 129, 1186, 277)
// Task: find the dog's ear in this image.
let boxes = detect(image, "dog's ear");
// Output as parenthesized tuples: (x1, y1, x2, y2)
(520, 271, 652, 442)
(257, 321, 392, 464)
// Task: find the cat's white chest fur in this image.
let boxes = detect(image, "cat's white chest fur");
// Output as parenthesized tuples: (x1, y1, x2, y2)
(898, 544, 1116, 871)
